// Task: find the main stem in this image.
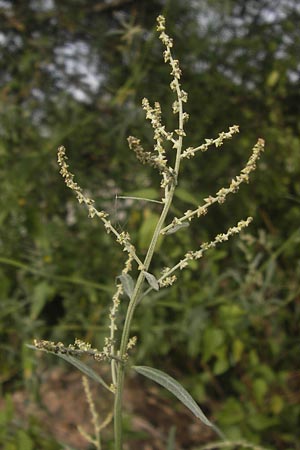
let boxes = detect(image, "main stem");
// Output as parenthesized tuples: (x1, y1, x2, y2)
(113, 179, 179, 449)
(114, 48, 184, 448)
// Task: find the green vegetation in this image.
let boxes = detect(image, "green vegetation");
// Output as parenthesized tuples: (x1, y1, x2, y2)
(1, 1, 299, 449)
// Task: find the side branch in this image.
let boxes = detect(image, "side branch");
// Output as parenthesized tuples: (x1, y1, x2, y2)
(181, 125, 240, 159)
(161, 138, 264, 235)
(57, 146, 144, 269)
(140, 217, 253, 301)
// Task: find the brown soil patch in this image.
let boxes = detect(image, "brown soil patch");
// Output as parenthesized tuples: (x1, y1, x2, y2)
(2, 364, 216, 449)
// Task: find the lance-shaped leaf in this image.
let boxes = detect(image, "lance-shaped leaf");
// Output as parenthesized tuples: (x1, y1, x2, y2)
(28, 345, 113, 392)
(117, 273, 135, 298)
(164, 222, 189, 235)
(143, 271, 160, 291)
(133, 366, 216, 429)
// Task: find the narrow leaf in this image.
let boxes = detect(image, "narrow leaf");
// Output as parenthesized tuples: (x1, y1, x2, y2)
(165, 222, 189, 235)
(143, 271, 159, 291)
(174, 188, 199, 206)
(122, 188, 159, 200)
(133, 365, 213, 427)
(117, 273, 135, 298)
(28, 345, 112, 392)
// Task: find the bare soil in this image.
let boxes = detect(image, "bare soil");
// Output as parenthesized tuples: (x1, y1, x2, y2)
(5, 364, 216, 449)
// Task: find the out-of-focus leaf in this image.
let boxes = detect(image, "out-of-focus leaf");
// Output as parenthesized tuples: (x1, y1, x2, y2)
(139, 210, 162, 250)
(231, 338, 244, 364)
(253, 378, 268, 404)
(166, 425, 176, 450)
(17, 429, 34, 450)
(202, 327, 225, 362)
(248, 413, 278, 430)
(174, 188, 199, 206)
(270, 394, 284, 415)
(30, 281, 54, 320)
(217, 397, 245, 426)
(213, 346, 229, 375)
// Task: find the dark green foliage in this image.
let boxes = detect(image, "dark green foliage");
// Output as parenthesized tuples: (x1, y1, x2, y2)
(1, 0, 300, 448)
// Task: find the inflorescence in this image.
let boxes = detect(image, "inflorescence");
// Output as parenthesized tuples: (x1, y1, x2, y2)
(39, 14, 264, 381)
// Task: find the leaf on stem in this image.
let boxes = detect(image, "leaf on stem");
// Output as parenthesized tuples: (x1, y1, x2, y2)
(165, 222, 189, 235)
(143, 271, 160, 291)
(133, 365, 213, 427)
(28, 345, 112, 392)
(117, 273, 135, 298)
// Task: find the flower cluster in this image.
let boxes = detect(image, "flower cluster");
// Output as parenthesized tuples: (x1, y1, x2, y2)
(33, 338, 120, 362)
(157, 16, 188, 133)
(107, 253, 134, 375)
(127, 134, 168, 174)
(57, 146, 108, 220)
(77, 376, 104, 448)
(157, 218, 253, 283)
(159, 274, 177, 288)
(128, 98, 176, 189)
(126, 336, 137, 351)
(57, 145, 144, 268)
(128, 15, 190, 192)
(52, 16, 264, 411)
(161, 138, 264, 235)
(181, 125, 240, 159)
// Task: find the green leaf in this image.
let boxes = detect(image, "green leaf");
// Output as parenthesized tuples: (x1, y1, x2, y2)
(217, 397, 245, 426)
(165, 222, 190, 235)
(117, 273, 135, 298)
(17, 430, 34, 450)
(253, 378, 268, 404)
(122, 188, 159, 200)
(248, 413, 278, 430)
(174, 188, 199, 206)
(133, 365, 213, 427)
(231, 339, 244, 364)
(270, 394, 284, 415)
(143, 271, 159, 291)
(139, 210, 163, 250)
(202, 327, 225, 362)
(213, 346, 229, 375)
(30, 281, 54, 320)
(28, 345, 112, 392)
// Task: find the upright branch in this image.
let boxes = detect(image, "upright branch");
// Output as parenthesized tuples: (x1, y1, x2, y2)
(128, 15, 189, 199)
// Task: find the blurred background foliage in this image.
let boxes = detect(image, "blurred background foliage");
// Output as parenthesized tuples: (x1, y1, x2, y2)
(0, 0, 300, 448)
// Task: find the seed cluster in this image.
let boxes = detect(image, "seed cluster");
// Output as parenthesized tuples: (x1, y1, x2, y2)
(50, 16, 264, 397)
(57, 145, 144, 268)
(162, 138, 264, 235)
(33, 338, 116, 362)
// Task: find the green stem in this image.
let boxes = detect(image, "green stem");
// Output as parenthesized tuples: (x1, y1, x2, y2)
(113, 42, 184, 449)
(113, 180, 178, 449)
